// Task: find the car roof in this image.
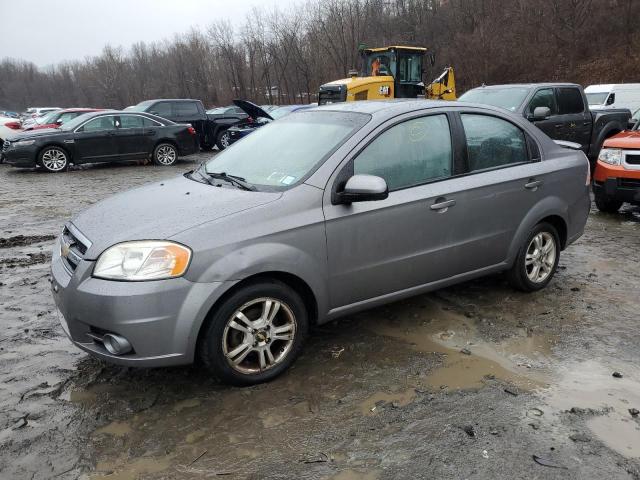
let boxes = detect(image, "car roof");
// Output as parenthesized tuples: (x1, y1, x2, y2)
(465, 83, 582, 90)
(311, 99, 509, 116)
(138, 99, 201, 103)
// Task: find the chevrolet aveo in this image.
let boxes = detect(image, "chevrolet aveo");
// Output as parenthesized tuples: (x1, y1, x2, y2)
(51, 101, 590, 385)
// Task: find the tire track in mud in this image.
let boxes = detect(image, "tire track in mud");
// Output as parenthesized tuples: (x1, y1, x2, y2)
(0, 234, 56, 249)
(0, 252, 52, 269)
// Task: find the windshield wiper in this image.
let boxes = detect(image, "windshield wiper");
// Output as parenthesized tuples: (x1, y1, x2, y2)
(190, 168, 217, 186)
(204, 171, 257, 191)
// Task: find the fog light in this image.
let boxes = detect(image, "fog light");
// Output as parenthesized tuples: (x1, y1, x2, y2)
(102, 333, 132, 355)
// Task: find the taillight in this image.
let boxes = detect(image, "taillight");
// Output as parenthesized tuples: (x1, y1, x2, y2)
(187, 126, 196, 135)
(6, 122, 21, 130)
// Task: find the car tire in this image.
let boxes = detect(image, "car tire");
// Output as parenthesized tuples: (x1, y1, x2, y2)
(198, 280, 308, 386)
(152, 143, 178, 166)
(216, 130, 230, 150)
(38, 146, 69, 173)
(594, 190, 622, 213)
(507, 222, 560, 292)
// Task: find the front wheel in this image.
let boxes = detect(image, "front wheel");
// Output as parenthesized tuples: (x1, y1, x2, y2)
(198, 280, 308, 386)
(507, 222, 560, 292)
(152, 143, 177, 166)
(38, 146, 69, 173)
(216, 130, 230, 150)
(594, 190, 622, 213)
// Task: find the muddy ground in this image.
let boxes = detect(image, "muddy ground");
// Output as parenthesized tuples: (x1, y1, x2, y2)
(1, 154, 639, 480)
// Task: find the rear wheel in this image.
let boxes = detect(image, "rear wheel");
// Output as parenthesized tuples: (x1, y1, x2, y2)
(198, 280, 308, 386)
(594, 190, 622, 213)
(38, 146, 69, 173)
(507, 222, 560, 292)
(216, 130, 230, 150)
(152, 143, 177, 166)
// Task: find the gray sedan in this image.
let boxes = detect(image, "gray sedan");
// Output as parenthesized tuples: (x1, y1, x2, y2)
(51, 100, 590, 385)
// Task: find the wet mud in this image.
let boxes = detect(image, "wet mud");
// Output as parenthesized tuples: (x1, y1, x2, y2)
(1, 157, 640, 479)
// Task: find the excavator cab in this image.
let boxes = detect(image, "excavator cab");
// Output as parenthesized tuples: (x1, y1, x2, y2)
(318, 45, 456, 105)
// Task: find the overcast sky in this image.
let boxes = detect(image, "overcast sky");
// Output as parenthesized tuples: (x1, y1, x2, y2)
(2, 0, 296, 67)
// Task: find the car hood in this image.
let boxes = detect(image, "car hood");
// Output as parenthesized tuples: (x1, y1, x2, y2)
(7, 128, 65, 140)
(603, 130, 640, 149)
(233, 99, 273, 120)
(70, 174, 282, 258)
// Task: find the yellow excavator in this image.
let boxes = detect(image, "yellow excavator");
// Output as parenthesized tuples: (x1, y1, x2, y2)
(318, 46, 456, 105)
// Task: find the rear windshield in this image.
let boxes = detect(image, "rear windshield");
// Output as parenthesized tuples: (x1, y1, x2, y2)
(459, 87, 530, 112)
(204, 111, 369, 190)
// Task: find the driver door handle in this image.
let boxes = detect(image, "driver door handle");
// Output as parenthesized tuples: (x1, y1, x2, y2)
(430, 198, 456, 211)
(525, 180, 543, 190)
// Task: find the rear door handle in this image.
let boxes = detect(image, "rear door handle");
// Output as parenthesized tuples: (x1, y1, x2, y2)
(525, 180, 543, 190)
(430, 198, 456, 211)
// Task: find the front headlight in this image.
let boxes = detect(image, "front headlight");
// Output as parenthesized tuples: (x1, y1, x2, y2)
(93, 241, 191, 281)
(15, 139, 36, 147)
(598, 148, 622, 165)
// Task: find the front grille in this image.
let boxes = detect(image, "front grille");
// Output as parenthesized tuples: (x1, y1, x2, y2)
(61, 226, 89, 272)
(318, 84, 347, 105)
(625, 154, 640, 165)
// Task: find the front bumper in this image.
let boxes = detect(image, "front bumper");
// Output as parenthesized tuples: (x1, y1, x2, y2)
(3, 146, 37, 167)
(593, 160, 640, 204)
(51, 236, 234, 367)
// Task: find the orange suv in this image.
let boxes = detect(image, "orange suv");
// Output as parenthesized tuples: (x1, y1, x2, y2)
(593, 129, 640, 212)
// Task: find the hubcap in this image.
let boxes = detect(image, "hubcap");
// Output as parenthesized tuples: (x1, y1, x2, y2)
(156, 145, 176, 165)
(222, 298, 296, 374)
(221, 133, 230, 148)
(42, 149, 67, 171)
(525, 232, 556, 283)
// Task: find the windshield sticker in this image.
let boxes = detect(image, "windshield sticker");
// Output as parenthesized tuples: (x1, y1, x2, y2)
(281, 175, 296, 185)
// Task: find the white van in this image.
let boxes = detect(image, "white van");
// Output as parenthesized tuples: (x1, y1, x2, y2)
(585, 84, 640, 112)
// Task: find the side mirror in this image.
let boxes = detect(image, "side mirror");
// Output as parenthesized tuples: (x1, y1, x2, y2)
(337, 174, 388, 204)
(55, 120, 63, 125)
(532, 106, 551, 121)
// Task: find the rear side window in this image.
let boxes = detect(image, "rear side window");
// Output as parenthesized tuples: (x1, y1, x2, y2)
(119, 115, 144, 128)
(557, 88, 584, 114)
(151, 102, 172, 118)
(461, 114, 528, 171)
(528, 88, 557, 115)
(142, 117, 161, 127)
(354, 114, 452, 191)
(175, 102, 200, 116)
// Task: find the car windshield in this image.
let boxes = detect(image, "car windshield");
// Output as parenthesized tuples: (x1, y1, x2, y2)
(459, 87, 530, 111)
(586, 92, 608, 105)
(59, 113, 97, 131)
(202, 111, 369, 190)
(207, 107, 230, 114)
(38, 111, 59, 124)
(269, 107, 296, 119)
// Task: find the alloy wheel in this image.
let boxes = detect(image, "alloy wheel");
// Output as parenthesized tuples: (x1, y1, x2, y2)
(41, 149, 67, 171)
(220, 132, 230, 148)
(222, 297, 296, 374)
(525, 232, 556, 283)
(156, 145, 176, 165)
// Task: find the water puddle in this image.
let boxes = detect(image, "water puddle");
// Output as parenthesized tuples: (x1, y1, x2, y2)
(328, 469, 379, 480)
(95, 421, 132, 437)
(90, 455, 172, 480)
(369, 300, 552, 392)
(540, 359, 640, 458)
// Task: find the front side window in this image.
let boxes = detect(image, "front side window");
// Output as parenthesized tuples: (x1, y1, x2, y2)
(80, 116, 116, 132)
(365, 51, 396, 77)
(528, 88, 557, 116)
(557, 88, 585, 114)
(461, 114, 528, 171)
(586, 92, 608, 106)
(354, 114, 452, 191)
(151, 102, 172, 117)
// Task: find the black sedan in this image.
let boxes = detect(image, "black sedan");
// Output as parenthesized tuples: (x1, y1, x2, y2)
(2, 111, 199, 172)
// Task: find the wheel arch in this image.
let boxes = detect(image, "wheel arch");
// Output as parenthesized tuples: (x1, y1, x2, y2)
(37, 142, 73, 162)
(193, 270, 319, 361)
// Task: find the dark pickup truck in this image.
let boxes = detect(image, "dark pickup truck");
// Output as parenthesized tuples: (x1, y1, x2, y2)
(459, 83, 632, 165)
(129, 99, 246, 150)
